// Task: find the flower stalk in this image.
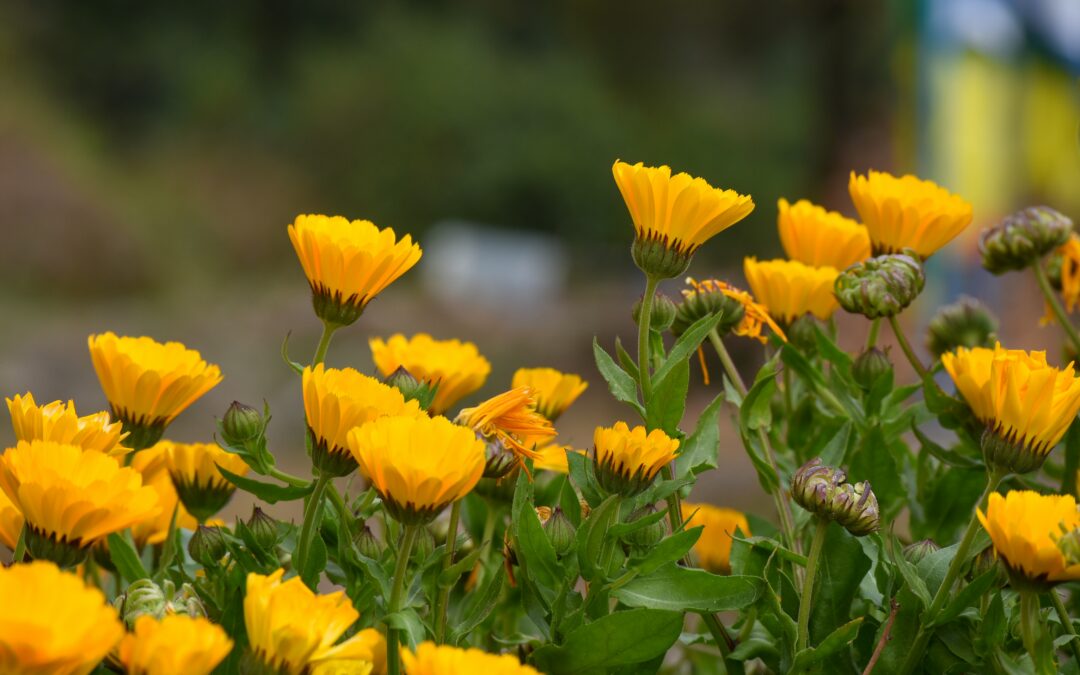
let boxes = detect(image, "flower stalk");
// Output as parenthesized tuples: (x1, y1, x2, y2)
(433, 500, 462, 643)
(887, 315, 928, 379)
(294, 474, 331, 578)
(1050, 590, 1080, 665)
(637, 276, 660, 398)
(1033, 261, 1080, 354)
(796, 518, 829, 651)
(386, 524, 420, 675)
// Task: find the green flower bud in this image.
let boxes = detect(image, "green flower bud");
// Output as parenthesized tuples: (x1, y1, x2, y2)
(791, 458, 880, 537)
(353, 524, 382, 559)
(221, 401, 264, 446)
(411, 526, 436, 563)
(384, 366, 438, 411)
(632, 235, 692, 280)
(979, 206, 1073, 275)
(926, 296, 998, 358)
(672, 285, 745, 337)
(246, 506, 277, 551)
(968, 544, 1004, 585)
(481, 437, 518, 480)
(835, 252, 925, 319)
(830, 481, 880, 537)
(903, 539, 940, 565)
(633, 292, 678, 331)
(622, 504, 665, 551)
(544, 507, 577, 558)
(852, 348, 893, 391)
(188, 525, 227, 568)
(114, 579, 205, 629)
(787, 315, 822, 354)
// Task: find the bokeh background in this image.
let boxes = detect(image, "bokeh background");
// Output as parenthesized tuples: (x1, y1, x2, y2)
(2, 0, 1079, 524)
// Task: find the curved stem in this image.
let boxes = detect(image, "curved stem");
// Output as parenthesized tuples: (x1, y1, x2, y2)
(294, 474, 331, 578)
(433, 501, 462, 643)
(865, 318, 881, 350)
(386, 524, 419, 675)
(887, 314, 928, 379)
(797, 518, 829, 651)
(1050, 590, 1080, 665)
(637, 276, 659, 399)
(312, 321, 338, 366)
(1034, 261, 1080, 354)
(269, 467, 311, 488)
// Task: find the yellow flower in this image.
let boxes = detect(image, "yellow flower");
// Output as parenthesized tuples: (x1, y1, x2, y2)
(159, 441, 249, 523)
(353, 629, 386, 675)
(87, 332, 223, 450)
(310, 661, 374, 675)
(683, 278, 787, 344)
(457, 387, 555, 469)
(347, 415, 485, 525)
(303, 364, 426, 477)
(244, 569, 375, 675)
(0, 487, 22, 550)
(510, 368, 588, 421)
(0, 441, 159, 566)
(533, 443, 575, 474)
(369, 333, 491, 415)
(743, 257, 840, 324)
(942, 345, 1080, 472)
(848, 170, 973, 258)
(402, 642, 542, 675)
(682, 503, 750, 575)
(777, 198, 871, 270)
(592, 422, 680, 497)
(289, 214, 422, 327)
(613, 160, 754, 279)
(1043, 233, 1080, 325)
(128, 444, 201, 546)
(0, 561, 125, 675)
(117, 615, 233, 675)
(977, 491, 1080, 585)
(7, 393, 128, 457)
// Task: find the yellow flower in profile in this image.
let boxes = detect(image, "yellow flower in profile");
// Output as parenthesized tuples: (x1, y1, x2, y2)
(777, 198, 871, 270)
(303, 364, 426, 477)
(347, 415, 485, 524)
(848, 169, 973, 258)
(593, 422, 680, 497)
(682, 503, 750, 575)
(369, 333, 491, 414)
(0, 561, 125, 675)
(7, 393, 128, 457)
(510, 368, 588, 421)
(244, 569, 375, 675)
(128, 444, 201, 546)
(533, 443, 575, 474)
(0, 441, 159, 566)
(117, 615, 233, 675)
(159, 441, 248, 523)
(87, 332, 223, 450)
(0, 487, 23, 550)
(402, 642, 541, 675)
(942, 345, 1080, 473)
(457, 387, 556, 472)
(613, 160, 754, 279)
(743, 257, 840, 324)
(683, 278, 787, 345)
(977, 491, 1080, 584)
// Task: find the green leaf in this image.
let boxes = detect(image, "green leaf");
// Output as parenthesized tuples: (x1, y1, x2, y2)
(437, 546, 485, 587)
(817, 421, 853, 468)
(615, 336, 639, 380)
(515, 493, 563, 588)
(107, 532, 149, 584)
(613, 564, 762, 612)
(790, 617, 864, 673)
(651, 313, 724, 387)
(451, 566, 506, 643)
(299, 532, 327, 589)
(809, 523, 871, 644)
(740, 369, 776, 432)
(593, 338, 645, 417)
(629, 527, 701, 575)
(530, 608, 683, 674)
(280, 332, 305, 375)
(912, 423, 980, 469)
(646, 357, 688, 435)
(675, 393, 724, 478)
(608, 508, 667, 538)
(384, 608, 426, 649)
(576, 494, 620, 581)
(1064, 420, 1080, 498)
(931, 568, 1001, 628)
(216, 466, 314, 503)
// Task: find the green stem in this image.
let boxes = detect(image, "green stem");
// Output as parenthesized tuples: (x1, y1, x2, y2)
(1050, 590, 1080, 665)
(796, 518, 829, 651)
(294, 474, 331, 577)
(1020, 591, 1053, 674)
(637, 276, 660, 399)
(659, 465, 684, 539)
(269, 467, 311, 488)
(700, 612, 732, 675)
(597, 496, 622, 575)
(1034, 261, 1080, 354)
(433, 501, 462, 643)
(312, 321, 338, 366)
(865, 318, 881, 350)
(887, 314, 928, 379)
(386, 525, 419, 675)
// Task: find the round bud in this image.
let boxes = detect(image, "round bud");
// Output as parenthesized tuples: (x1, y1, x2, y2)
(623, 504, 665, 550)
(543, 507, 577, 558)
(246, 506, 277, 551)
(787, 315, 822, 354)
(632, 293, 678, 332)
(672, 287, 745, 337)
(384, 366, 438, 410)
(835, 252, 925, 319)
(221, 401, 264, 446)
(353, 525, 382, 560)
(926, 296, 998, 359)
(979, 206, 1073, 275)
(411, 526, 436, 563)
(903, 539, 940, 565)
(188, 525, 227, 568)
(852, 348, 893, 391)
(791, 458, 880, 537)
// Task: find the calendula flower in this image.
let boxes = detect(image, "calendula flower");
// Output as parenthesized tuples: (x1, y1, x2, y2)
(1043, 233, 1080, 325)
(0, 487, 22, 550)
(7, 393, 128, 456)
(0, 561, 125, 675)
(87, 333, 223, 450)
(682, 503, 750, 575)
(848, 170, 973, 258)
(510, 368, 588, 421)
(402, 642, 542, 675)
(244, 569, 375, 674)
(592, 422, 680, 498)
(160, 441, 249, 523)
(532, 443, 576, 474)
(977, 491, 1080, 586)
(347, 415, 485, 525)
(288, 214, 422, 328)
(777, 198, 871, 269)
(743, 257, 840, 324)
(369, 333, 491, 415)
(117, 615, 233, 675)
(942, 345, 1080, 473)
(680, 278, 786, 350)
(303, 364, 426, 477)
(613, 160, 755, 279)
(457, 387, 555, 474)
(0, 441, 159, 566)
(128, 444, 201, 547)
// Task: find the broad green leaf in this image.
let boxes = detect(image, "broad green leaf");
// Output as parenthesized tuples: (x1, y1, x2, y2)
(628, 527, 701, 575)
(515, 493, 563, 588)
(450, 566, 505, 643)
(437, 546, 485, 587)
(530, 608, 683, 674)
(299, 532, 327, 589)
(613, 563, 762, 612)
(646, 356, 688, 435)
(576, 494, 619, 581)
(809, 523, 871, 644)
(790, 617, 864, 673)
(651, 313, 724, 387)
(608, 507, 667, 538)
(593, 338, 644, 417)
(107, 532, 149, 583)
(675, 393, 724, 478)
(931, 568, 1001, 628)
(614, 336, 640, 380)
(216, 466, 314, 503)
(384, 608, 425, 649)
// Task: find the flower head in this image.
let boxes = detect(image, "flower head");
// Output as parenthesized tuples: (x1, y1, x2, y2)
(979, 206, 1073, 274)
(0, 561, 124, 675)
(128, 444, 201, 546)
(833, 252, 926, 319)
(0, 441, 159, 566)
(777, 198, 871, 269)
(532, 443, 576, 474)
(457, 387, 555, 473)
(369, 333, 491, 415)
(402, 642, 541, 675)
(926, 296, 999, 358)
(1044, 233, 1080, 325)
(510, 368, 588, 421)
(791, 458, 880, 536)
(288, 214, 422, 327)
(942, 345, 1080, 473)
(743, 258, 840, 325)
(848, 170, 973, 258)
(613, 160, 754, 279)
(682, 503, 750, 574)
(592, 422, 680, 497)
(118, 615, 233, 675)
(348, 415, 485, 525)
(244, 569, 375, 675)
(159, 441, 249, 523)
(87, 333, 222, 450)
(977, 490, 1080, 586)
(303, 364, 426, 477)
(7, 393, 128, 456)
(681, 278, 786, 344)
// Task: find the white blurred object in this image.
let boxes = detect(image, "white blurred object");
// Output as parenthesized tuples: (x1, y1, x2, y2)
(420, 220, 568, 315)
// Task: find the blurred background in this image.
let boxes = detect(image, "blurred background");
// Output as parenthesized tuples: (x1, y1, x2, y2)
(1, 0, 1079, 523)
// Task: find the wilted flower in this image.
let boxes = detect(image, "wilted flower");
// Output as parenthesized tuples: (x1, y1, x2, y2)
(118, 615, 233, 675)
(592, 422, 680, 498)
(160, 441, 249, 522)
(834, 252, 925, 319)
(979, 206, 1073, 274)
(744, 257, 841, 324)
(978, 491, 1080, 587)
(791, 458, 879, 537)
(926, 296, 998, 358)
(457, 387, 556, 472)
(511, 368, 588, 422)
(402, 642, 541, 675)
(369, 333, 491, 415)
(777, 198, 871, 270)
(680, 278, 785, 344)
(7, 392, 128, 456)
(682, 503, 750, 574)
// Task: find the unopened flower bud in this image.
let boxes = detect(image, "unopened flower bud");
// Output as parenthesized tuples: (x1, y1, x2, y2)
(623, 504, 665, 550)
(544, 507, 577, 557)
(791, 458, 879, 537)
(633, 292, 678, 331)
(787, 315, 822, 354)
(903, 539, 940, 565)
(926, 296, 998, 358)
(482, 437, 518, 480)
(835, 252, 925, 319)
(632, 236, 692, 280)
(968, 544, 1004, 585)
(979, 206, 1073, 275)
(853, 348, 893, 391)
(188, 525, 227, 568)
(830, 481, 880, 536)
(384, 366, 438, 410)
(221, 401, 264, 446)
(672, 285, 745, 337)
(115, 579, 205, 629)
(411, 526, 436, 563)
(353, 524, 382, 559)
(246, 507, 277, 551)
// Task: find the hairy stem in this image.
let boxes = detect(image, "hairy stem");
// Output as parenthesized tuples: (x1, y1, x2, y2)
(386, 524, 419, 675)
(1050, 590, 1080, 665)
(1033, 261, 1080, 354)
(797, 518, 829, 651)
(887, 314, 928, 379)
(294, 474, 331, 579)
(433, 501, 462, 643)
(637, 276, 659, 399)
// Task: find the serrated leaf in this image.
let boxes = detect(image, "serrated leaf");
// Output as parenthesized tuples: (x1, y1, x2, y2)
(593, 338, 645, 417)
(675, 393, 724, 478)
(651, 313, 724, 387)
(646, 357, 688, 435)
